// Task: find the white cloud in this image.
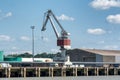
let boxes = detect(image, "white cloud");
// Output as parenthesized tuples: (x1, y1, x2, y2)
(57, 14, 75, 21)
(0, 11, 12, 20)
(104, 45, 119, 49)
(87, 28, 106, 35)
(4, 12, 12, 17)
(106, 14, 120, 24)
(90, 0, 120, 10)
(20, 36, 30, 41)
(0, 35, 13, 41)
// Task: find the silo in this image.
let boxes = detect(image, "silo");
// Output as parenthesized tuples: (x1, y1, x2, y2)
(0, 51, 3, 61)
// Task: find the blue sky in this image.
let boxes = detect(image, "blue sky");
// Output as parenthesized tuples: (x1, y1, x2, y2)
(0, 0, 120, 54)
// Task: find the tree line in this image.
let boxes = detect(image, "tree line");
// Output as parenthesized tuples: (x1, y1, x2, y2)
(5, 49, 73, 58)
(5, 52, 56, 58)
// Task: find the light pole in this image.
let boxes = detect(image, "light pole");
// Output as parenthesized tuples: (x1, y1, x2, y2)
(31, 26, 35, 62)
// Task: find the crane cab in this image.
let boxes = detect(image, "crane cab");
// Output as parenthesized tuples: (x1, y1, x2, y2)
(57, 38, 71, 49)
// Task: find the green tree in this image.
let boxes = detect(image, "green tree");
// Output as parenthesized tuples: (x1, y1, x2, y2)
(17, 52, 33, 58)
(34, 52, 55, 58)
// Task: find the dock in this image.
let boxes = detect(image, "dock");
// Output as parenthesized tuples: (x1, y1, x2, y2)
(0, 66, 120, 78)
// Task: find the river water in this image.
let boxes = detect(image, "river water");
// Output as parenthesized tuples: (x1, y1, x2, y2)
(1, 76, 120, 80)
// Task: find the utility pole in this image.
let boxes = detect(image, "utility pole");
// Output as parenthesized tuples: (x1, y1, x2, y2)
(31, 26, 35, 63)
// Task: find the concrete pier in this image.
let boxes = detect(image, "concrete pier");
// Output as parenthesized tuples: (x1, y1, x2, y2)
(1, 67, 120, 78)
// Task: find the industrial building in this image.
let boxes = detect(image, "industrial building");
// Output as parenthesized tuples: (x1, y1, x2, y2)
(66, 49, 120, 62)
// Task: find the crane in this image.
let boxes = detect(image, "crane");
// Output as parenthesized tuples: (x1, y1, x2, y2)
(41, 10, 71, 61)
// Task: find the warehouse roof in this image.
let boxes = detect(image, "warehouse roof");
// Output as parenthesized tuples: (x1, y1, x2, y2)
(81, 49, 120, 56)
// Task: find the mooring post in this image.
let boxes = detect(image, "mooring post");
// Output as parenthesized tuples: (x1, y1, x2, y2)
(105, 67, 108, 76)
(20, 67, 23, 77)
(75, 67, 77, 76)
(62, 67, 66, 77)
(95, 67, 97, 76)
(114, 68, 117, 75)
(8, 67, 11, 78)
(23, 68, 26, 77)
(51, 67, 53, 77)
(35, 67, 38, 77)
(38, 67, 40, 77)
(96, 67, 99, 76)
(5, 68, 7, 77)
(86, 67, 88, 76)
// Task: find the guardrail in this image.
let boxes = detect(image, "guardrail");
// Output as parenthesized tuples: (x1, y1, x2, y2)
(0, 61, 120, 67)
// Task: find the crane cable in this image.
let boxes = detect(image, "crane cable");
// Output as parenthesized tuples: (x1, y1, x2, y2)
(41, 12, 46, 40)
(41, 13, 47, 51)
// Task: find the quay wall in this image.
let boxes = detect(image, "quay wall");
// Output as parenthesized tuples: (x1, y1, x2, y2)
(1, 67, 120, 78)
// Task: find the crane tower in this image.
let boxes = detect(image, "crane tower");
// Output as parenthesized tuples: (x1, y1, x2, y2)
(41, 10, 71, 61)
